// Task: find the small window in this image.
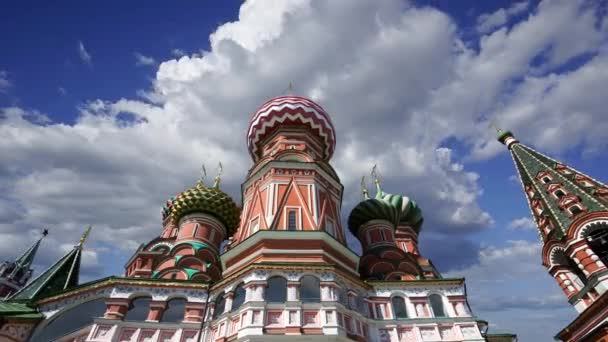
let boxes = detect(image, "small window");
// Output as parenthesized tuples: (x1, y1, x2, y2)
(391, 297, 408, 319)
(213, 295, 226, 319)
(542, 177, 551, 184)
(326, 220, 335, 237)
(570, 206, 583, 216)
(232, 283, 246, 312)
(288, 210, 297, 231)
(266, 276, 287, 303)
(250, 217, 260, 234)
(171, 273, 178, 280)
(429, 294, 445, 317)
(554, 189, 566, 199)
(171, 228, 178, 237)
(193, 223, 200, 237)
(300, 276, 320, 303)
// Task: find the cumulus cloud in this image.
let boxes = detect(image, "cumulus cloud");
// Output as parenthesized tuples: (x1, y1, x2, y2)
(0, 2, 605, 324)
(78, 41, 92, 65)
(134, 52, 157, 66)
(477, 1, 529, 34)
(508, 217, 536, 230)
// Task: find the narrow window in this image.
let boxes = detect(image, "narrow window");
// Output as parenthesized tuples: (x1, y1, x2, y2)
(193, 223, 200, 237)
(171, 228, 178, 237)
(542, 177, 551, 184)
(429, 294, 445, 317)
(554, 189, 566, 199)
(213, 295, 226, 319)
(232, 283, 246, 312)
(288, 210, 297, 231)
(391, 297, 408, 319)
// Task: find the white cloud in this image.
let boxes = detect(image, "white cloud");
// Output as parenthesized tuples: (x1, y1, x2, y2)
(477, 1, 529, 34)
(78, 41, 92, 65)
(445, 240, 577, 340)
(134, 52, 156, 66)
(508, 217, 536, 230)
(0, 70, 12, 93)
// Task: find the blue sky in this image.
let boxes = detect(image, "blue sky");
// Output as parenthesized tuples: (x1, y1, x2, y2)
(1, 1, 607, 340)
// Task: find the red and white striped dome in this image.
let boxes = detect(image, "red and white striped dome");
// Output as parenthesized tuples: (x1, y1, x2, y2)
(247, 95, 336, 161)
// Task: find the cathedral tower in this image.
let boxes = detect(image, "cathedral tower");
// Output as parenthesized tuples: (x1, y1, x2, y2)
(499, 129, 608, 341)
(0, 230, 47, 298)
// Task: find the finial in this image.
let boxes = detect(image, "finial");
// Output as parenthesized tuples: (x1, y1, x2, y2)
(489, 120, 502, 134)
(42, 228, 49, 237)
(197, 163, 207, 187)
(361, 176, 370, 200)
(283, 82, 294, 95)
(78, 225, 92, 248)
(213, 162, 223, 188)
(371, 164, 383, 197)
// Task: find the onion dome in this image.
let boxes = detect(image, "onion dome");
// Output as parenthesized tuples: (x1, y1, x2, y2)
(169, 180, 240, 235)
(247, 95, 336, 161)
(348, 183, 424, 236)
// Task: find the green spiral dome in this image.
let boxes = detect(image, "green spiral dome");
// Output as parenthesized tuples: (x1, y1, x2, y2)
(169, 182, 240, 235)
(348, 185, 423, 236)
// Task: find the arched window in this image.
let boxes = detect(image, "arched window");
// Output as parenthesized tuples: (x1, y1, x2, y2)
(337, 286, 348, 306)
(160, 298, 186, 323)
(300, 275, 320, 303)
(586, 223, 608, 268)
(213, 294, 226, 319)
(232, 283, 246, 311)
(125, 296, 151, 321)
(429, 294, 445, 317)
(266, 276, 287, 302)
(30, 298, 106, 342)
(391, 297, 408, 319)
(554, 189, 566, 199)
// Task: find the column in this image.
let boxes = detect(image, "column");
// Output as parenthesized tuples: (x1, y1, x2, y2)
(147, 300, 167, 321)
(103, 298, 130, 320)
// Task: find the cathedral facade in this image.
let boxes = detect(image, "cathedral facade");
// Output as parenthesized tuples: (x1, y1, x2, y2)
(0, 95, 515, 342)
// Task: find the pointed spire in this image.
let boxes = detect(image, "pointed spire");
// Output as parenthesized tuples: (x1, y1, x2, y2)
(361, 176, 369, 200)
(213, 162, 223, 188)
(197, 163, 207, 188)
(504, 131, 608, 240)
(371, 164, 383, 198)
(9, 229, 47, 279)
(495, 126, 519, 149)
(9, 226, 91, 302)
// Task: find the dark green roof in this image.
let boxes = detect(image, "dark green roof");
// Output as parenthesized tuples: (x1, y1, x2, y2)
(511, 144, 608, 239)
(9, 246, 82, 302)
(0, 302, 42, 320)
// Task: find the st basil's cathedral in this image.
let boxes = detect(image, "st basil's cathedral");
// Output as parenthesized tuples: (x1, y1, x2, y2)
(2, 94, 573, 342)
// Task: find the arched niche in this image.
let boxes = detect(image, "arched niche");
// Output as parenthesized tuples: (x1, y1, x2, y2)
(124, 296, 152, 321)
(266, 276, 287, 303)
(160, 298, 187, 323)
(300, 275, 320, 303)
(429, 294, 446, 317)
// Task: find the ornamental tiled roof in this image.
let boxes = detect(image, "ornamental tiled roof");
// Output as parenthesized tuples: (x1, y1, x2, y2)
(247, 95, 336, 161)
(499, 130, 608, 240)
(169, 182, 240, 235)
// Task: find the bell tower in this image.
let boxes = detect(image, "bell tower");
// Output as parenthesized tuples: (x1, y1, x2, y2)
(499, 129, 608, 341)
